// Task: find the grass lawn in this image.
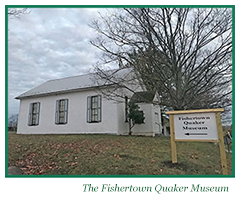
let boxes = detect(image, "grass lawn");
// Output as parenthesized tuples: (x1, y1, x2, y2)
(7, 132, 233, 176)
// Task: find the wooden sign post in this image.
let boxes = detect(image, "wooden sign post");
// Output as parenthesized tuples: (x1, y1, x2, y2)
(166, 108, 228, 175)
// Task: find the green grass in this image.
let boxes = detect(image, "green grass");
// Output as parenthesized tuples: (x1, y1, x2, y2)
(7, 133, 232, 176)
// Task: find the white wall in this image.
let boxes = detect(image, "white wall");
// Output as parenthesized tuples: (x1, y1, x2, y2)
(17, 87, 162, 136)
(152, 104, 162, 135)
(117, 101, 129, 135)
(17, 89, 119, 134)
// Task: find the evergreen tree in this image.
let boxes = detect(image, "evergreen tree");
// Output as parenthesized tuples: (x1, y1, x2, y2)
(128, 102, 145, 135)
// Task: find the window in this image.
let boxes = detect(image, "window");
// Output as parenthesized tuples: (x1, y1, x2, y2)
(139, 111, 145, 123)
(125, 96, 128, 122)
(87, 95, 102, 123)
(91, 96, 98, 122)
(28, 102, 40, 126)
(55, 99, 68, 124)
(155, 112, 159, 123)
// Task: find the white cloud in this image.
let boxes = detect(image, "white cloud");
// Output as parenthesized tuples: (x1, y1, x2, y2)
(8, 8, 106, 116)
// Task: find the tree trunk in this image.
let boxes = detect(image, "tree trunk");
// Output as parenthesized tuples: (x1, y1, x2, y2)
(128, 120, 132, 135)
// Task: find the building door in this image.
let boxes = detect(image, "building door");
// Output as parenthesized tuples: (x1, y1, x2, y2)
(155, 112, 161, 134)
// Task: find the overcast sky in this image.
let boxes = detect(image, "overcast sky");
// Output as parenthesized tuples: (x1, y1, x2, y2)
(8, 8, 107, 117)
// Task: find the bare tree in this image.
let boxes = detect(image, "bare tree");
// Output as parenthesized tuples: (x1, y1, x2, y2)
(8, 8, 29, 18)
(90, 8, 232, 111)
(8, 114, 18, 132)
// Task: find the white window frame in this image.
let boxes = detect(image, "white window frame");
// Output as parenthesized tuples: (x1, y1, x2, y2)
(87, 95, 102, 123)
(28, 102, 40, 126)
(55, 99, 68, 124)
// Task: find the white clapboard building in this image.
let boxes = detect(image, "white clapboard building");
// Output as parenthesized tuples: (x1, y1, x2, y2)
(16, 69, 162, 136)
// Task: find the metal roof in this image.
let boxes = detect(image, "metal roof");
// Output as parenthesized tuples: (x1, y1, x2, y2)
(130, 91, 155, 103)
(16, 69, 133, 99)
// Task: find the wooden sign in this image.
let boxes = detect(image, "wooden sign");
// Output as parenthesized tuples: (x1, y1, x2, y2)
(174, 112, 219, 141)
(166, 108, 228, 175)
